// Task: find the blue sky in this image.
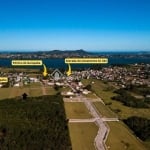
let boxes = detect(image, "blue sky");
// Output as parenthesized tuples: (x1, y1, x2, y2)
(0, 0, 150, 51)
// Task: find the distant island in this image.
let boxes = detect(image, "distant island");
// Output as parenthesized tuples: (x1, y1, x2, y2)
(0, 49, 149, 59)
(0, 49, 92, 59)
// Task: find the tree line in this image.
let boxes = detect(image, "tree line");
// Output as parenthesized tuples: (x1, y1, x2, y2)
(124, 116, 150, 141)
(111, 89, 149, 108)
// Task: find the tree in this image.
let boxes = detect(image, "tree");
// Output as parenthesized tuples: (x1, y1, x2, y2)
(22, 93, 28, 100)
(84, 84, 92, 91)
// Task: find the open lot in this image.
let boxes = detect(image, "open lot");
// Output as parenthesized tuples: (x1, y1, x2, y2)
(93, 102, 116, 118)
(84, 93, 98, 99)
(82, 79, 116, 104)
(106, 122, 147, 150)
(0, 83, 58, 100)
(64, 102, 92, 119)
(68, 123, 98, 150)
(0, 87, 43, 99)
(44, 87, 57, 95)
(26, 82, 41, 88)
(0, 88, 13, 100)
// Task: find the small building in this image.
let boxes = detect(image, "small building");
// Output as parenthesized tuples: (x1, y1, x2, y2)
(14, 83, 20, 87)
(66, 91, 74, 96)
(82, 89, 90, 95)
(61, 91, 75, 98)
(47, 82, 54, 86)
(30, 77, 39, 82)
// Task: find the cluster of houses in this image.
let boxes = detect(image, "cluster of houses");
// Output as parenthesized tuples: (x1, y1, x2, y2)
(0, 64, 149, 96)
(42, 69, 91, 97)
(0, 69, 91, 98)
(0, 72, 40, 88)
(72, 64, 150, 88)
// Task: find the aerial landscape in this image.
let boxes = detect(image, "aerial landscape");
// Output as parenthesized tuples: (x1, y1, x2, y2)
(0, 0, 150, 150)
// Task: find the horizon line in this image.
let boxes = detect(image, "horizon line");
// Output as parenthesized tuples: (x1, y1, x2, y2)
(0, 49, 150, 53)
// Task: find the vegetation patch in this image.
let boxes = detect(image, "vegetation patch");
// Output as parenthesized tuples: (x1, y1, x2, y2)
(0, 95, 71, 150)
(112, 89, 149, 108)
(123, 116, 150, 141)
(125, 85, 150, 97)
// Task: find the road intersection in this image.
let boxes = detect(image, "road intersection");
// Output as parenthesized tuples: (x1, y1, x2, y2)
(65, 95, 119, 150)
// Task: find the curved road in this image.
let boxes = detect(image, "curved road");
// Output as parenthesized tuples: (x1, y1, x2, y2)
(81, 96, 108, 150)
(66, 84, 119, 150)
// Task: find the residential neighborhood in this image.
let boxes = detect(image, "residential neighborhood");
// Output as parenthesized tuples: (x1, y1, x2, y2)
(0, 63, 149, 98)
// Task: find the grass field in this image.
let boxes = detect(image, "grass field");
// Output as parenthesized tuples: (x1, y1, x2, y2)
(44, 87, 57, 95)
(26, 82, 41, 88)
(82, 79, 150, 119)
(0, 83, 59, 99)
(84, 93, 98, 99)
(0, 67, 40, 73)
(29, 88, 43, 97)
(0, 83, 57, 100)
(82, 79, 150, 148)
(144, 140, 150, 150)
(93, 102, 117, 118)
(106, 122, 147, 150)
(68, 123, 98, 150)
(9, 87, 30, 98)
(64, 102, 92, 119)
(1, 87, 43, 99)
(82, 79, 116, 104)
(0, 88, 12, 100)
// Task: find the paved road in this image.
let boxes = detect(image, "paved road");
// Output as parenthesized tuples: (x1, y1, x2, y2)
(69, 118, 119, 123)
(69, 118, 98, 123)
(102, 118, 119, 122)
(64, 94, 118, 150)
(63, 97, 83, 102)
(81, 96, 108, 150)
(66, 83, 118, 150)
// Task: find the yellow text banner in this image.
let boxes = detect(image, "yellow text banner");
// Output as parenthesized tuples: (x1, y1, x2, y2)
(0, 77, 8, 83)
(65, 58, 108, 64)
(12, 60, 43, 66)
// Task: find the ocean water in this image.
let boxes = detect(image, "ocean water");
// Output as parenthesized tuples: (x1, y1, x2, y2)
(0, 57, 149, 69)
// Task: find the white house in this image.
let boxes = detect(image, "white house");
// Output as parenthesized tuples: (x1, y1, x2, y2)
(30, 77, 39, 82)
(14, 83, 20, 87)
